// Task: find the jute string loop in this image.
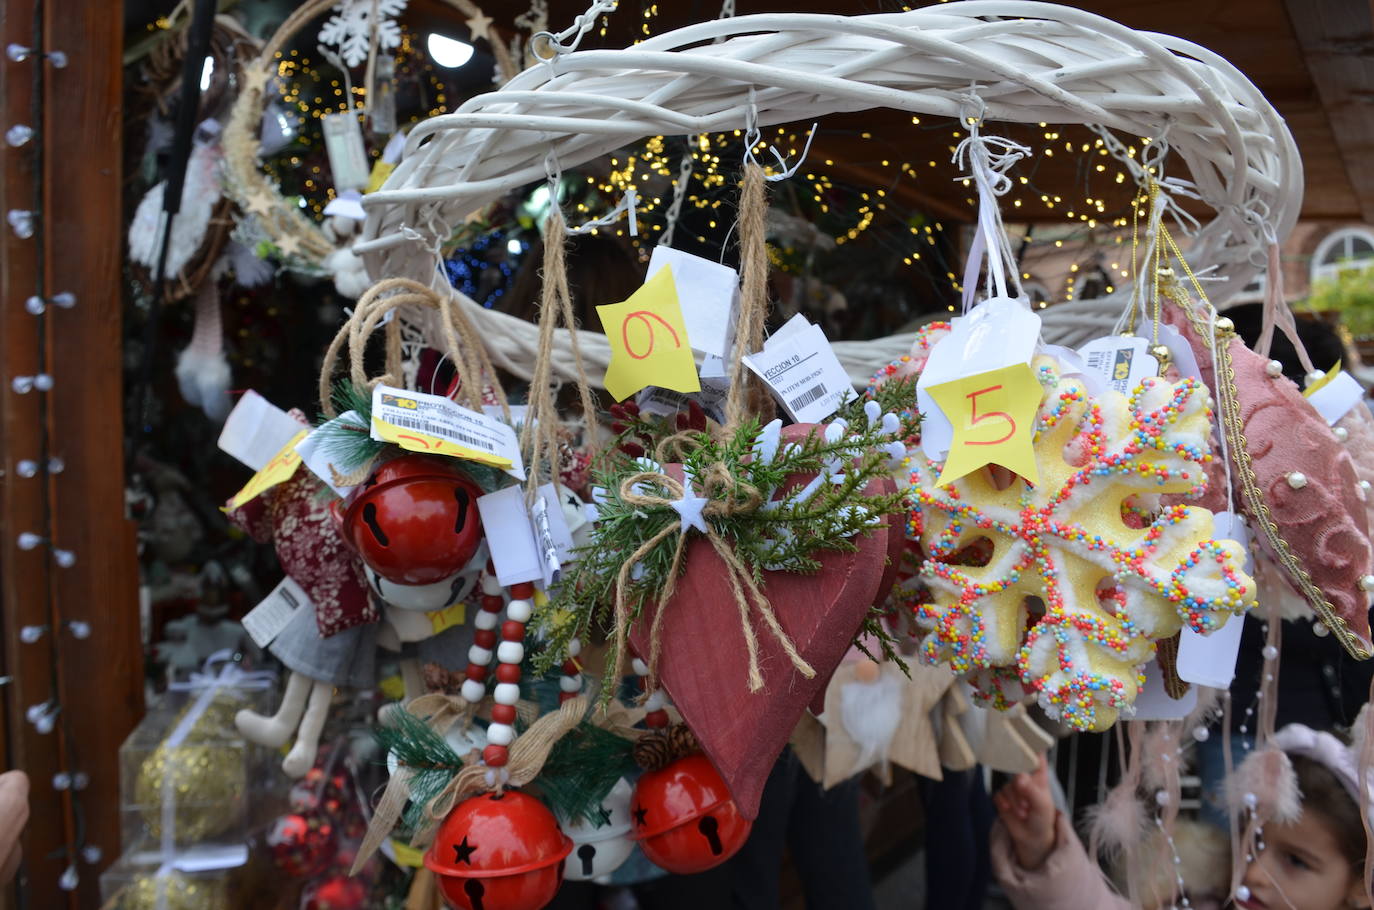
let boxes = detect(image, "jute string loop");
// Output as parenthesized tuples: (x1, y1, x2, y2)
(352, 694, 587, 873)
(522, 211, 601, 501)
(724, 162, 770, 433)
(320, 277, 507, 416)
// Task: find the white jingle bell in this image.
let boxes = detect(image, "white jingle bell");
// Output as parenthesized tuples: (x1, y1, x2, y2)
(558, 778, 636, 883)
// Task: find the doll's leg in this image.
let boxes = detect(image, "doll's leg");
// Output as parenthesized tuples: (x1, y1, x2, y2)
(281, 680, 333, 777)
(235, 671, 310, 748)
(400, 658, 425, 701)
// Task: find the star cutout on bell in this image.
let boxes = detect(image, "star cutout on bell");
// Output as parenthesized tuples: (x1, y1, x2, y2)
(452, 834, 477, 865)
(671, 475, 709, 534)
(632, 806, 648, 828)
(466, 10, 494, 42)
(594, 804, 613, 828)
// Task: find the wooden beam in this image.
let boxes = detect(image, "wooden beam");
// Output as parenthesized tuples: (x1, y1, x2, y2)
(1285, 0, 1374, 223)
(2, 0, 134, 906)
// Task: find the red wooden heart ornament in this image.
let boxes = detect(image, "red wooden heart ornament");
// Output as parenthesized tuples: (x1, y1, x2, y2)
(628, 424, 902, 818)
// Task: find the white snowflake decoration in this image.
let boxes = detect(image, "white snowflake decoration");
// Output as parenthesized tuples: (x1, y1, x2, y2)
(318, 0, 409, 68)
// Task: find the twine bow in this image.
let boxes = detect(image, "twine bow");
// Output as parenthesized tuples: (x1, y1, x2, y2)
(612, 458, 815, 696)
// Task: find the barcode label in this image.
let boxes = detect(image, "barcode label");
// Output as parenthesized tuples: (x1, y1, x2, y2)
(743, 317, 856, 424)
(384, 414, 496, 452)
(1077, 336, 1155, 394)
(370, 384, 525, 479)
(788, 384, 828, 411)
(242, 576, 311, 648)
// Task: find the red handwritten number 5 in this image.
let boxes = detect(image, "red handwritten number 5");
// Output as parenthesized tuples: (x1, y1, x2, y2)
(965, 384, 1015, 445)
(621, 311, 681, 360)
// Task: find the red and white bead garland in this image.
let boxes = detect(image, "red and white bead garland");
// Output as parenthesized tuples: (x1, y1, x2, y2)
(632, 658, 670, 729)
(559, 638, 584, 704)
(458, 563, 534, 768)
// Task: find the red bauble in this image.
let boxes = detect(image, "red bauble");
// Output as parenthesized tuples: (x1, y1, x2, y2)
(302, 874, 368, 910)
(266, 811, 337, 878)
(631, 754, 751, 874)
(331, 455, 484, 585)
(424, 791, 572, 910)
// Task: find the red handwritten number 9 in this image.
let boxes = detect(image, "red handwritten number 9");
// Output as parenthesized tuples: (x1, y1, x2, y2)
(621, 310, 681, 360)
(965, 384, 1015, 446)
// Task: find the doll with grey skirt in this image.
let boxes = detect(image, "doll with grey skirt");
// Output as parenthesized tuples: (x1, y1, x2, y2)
(235, 454, 490, 777)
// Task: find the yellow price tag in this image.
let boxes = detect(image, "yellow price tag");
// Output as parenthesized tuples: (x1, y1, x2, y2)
(927, 362, 1042, 487)
(371, 416, 514, 470)
(595, 266, 701, 402)
(390, 838, 426, 868)
(365, 160, 396, 194)
(1303, 359, 1342, 399)
(225, 429, 308, 510)
(377, 673, 406, 700)
(427, 601, 466, 635)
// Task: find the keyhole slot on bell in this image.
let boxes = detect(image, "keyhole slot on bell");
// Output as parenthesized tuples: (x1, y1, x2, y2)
(362, 503, 389, 545)
(454, 488, 470, 534)
(577, 843, 597, 876)
(464, 878, 485, 910)
(698, 815, 723, 855)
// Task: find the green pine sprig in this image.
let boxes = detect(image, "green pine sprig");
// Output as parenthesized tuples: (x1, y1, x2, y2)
(373, 706, 468, 832)
(534, 722, 638, 826)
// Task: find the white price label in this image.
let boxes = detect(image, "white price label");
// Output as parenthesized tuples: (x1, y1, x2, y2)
(743, 319, 856, 424)
(646, 245, 739, 357)
(1077, 335, 1158, 394)
(217, 391, 304, 472)
(321, 111, 370, 192)
(242, 575, 311, 648)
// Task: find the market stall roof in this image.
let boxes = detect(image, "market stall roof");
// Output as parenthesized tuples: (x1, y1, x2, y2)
(459, 0, 1374, 224)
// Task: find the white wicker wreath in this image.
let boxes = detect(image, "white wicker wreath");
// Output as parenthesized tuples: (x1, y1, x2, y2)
(354, 0, 1302, 385)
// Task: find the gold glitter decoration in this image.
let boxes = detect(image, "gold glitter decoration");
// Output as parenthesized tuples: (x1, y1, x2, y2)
(135, 693, 250, 843)
(118, 871, 229, 910)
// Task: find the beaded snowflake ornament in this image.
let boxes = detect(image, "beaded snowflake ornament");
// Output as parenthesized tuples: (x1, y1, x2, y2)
(907, 354, 1257, 731)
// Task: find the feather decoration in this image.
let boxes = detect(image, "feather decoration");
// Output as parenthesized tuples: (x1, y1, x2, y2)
(212, 240, 275, 288)
(1227, 746, 1301, 825)
(128, 133, 224, 278)
(1085, 781, 1150, 862)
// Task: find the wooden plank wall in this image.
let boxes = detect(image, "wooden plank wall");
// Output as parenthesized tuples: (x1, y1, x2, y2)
(1, 0, 139, 907)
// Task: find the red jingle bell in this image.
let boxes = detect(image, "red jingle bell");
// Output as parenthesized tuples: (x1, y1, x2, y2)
(331, 455, 485, 585)
(265, 810, 337, 878)
(630, 754, 751, 874)
(424, 790, 572, 910)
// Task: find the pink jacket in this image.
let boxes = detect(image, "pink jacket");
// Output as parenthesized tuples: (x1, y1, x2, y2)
(990, 812, 1130, 910)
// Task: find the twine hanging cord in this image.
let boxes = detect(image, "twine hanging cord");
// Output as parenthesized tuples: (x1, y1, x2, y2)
(607, 161, 813, 695)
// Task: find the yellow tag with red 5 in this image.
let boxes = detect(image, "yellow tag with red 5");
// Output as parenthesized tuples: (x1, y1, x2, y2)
(927, 363, 1042, 487)
(225, 429, 308, 510)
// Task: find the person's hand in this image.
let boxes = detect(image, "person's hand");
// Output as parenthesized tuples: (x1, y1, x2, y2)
(993, 754, 1057, 871)
(0, 771, 29, 884)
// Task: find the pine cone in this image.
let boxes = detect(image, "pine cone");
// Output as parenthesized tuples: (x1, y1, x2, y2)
(633, 732, 675, 771)
(667, 723, 699, 759)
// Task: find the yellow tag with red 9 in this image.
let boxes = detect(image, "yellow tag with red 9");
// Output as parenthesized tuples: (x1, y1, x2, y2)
(225, 429, 308, 510)
(926, 362, 1042, 487)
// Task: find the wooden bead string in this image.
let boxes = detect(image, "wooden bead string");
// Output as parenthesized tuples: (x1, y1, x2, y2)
(559, 637, 584, 704)
(457, 564, 535, 768)
(632, 657, 670, 730)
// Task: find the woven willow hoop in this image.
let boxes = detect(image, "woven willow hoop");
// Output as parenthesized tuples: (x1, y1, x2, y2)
(352, 1, 1301, 386)
(221, 0, 517, 268)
